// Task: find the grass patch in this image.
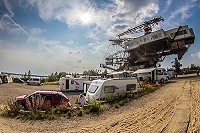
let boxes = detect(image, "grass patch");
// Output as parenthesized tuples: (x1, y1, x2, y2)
(43, 81, 59, 85)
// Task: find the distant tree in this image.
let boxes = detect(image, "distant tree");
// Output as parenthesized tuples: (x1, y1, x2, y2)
(58, 72, 67, 78)
(102, 69, 107, 77)
(190, 64, 197, 70)
(21, 72, 28, 82)
(83, 69, 98, 76)
(28, 70, 31, 79)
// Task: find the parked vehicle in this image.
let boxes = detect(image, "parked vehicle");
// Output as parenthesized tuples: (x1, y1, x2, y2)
(13, 77, 24, 83)
(167, 70, 175, 78)
(86, 78, 138, 101)
(0, 73, 12, 83)
(133, 67, 170, 83)
(59, 75, 88, 91)
(89, 76, 101, 81)
(27, 78, 42, 86)
(83, 81, 92, 94)
(16, 90, 71, 108)
(107, 71, 134, 79)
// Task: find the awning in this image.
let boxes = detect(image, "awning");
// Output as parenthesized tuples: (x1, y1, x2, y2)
(133, 68, 156, 74)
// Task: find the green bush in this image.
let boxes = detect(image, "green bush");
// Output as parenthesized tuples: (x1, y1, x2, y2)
(25, 95, 51, 111)
(106, 95, 115, 103)
(117, 91, 127, 100)
(77, 110, 83, 116)
(67, 110, 72, 118)
(27, 110, 46, 120)
(43, 81, 59, 85)
(115, 104, 119, 108)
(89, 100, 101, 113)
(119, 100, 126, 106)
(46, 107, 57, 120)
(1, 99, 21, 118)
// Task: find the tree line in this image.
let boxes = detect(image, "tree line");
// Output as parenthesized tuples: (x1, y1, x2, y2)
(21, 63, 200, 83)
(21, 69, 107, 82)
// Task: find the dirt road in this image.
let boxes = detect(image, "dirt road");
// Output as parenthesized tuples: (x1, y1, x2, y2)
(0, 75, 200, 133)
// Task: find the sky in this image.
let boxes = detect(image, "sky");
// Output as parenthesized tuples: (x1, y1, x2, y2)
(0, 0, 200, 76)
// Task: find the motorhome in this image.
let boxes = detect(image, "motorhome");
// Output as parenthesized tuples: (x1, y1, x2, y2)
(86, 78, 138, 101)
(59, 75, 88, 91)
(107, 71, 134, 79)
(133, 67, 170, 83)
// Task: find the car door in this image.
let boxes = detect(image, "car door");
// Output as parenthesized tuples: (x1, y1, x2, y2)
(52, 94, 63, 106)
(43, 94, 53, 106)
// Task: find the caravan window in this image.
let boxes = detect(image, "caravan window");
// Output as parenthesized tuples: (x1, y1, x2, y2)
(104, 86, 117, 93)
(88, 85, 99, 93)
(126, 84, 136, 91)
(163, 71, 168, 75)
(156, 70, 163, 75)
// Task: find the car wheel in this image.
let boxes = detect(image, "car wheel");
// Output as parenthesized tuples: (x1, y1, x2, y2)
(160, 78, 164, 83)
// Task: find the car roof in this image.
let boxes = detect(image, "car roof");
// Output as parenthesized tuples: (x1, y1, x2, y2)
(34, 90, 61, 95)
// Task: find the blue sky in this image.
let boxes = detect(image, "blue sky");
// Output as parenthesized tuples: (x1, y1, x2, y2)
(0, 0, 200, 75)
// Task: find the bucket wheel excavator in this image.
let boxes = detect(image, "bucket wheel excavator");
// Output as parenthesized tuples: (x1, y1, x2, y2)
(100, 16, 195, 71)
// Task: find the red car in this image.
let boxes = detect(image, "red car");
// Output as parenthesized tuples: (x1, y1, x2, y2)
(16, 91, 71, 109)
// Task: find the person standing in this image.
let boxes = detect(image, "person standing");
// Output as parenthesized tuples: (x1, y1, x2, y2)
(80, 94, 86, 107)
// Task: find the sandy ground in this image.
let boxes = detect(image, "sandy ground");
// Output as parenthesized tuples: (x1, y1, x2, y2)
(0, 75, 200, 133)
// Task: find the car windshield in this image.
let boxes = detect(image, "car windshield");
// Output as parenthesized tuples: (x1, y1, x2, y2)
(59, 93, 68, 99)
(88, 85, 99, 93)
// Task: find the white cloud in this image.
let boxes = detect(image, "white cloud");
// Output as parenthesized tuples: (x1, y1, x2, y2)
(107, 0, 160, 38)
(2, 0, 14, 17)
(111, 0, 159, 23)
(0, 39, 99, 74)
(169, 0, 196, 20)
(163, 0, 172, 12)
(26, 0, 113, 31)
(0, 2, 31, 37)
(198, 52, 200, 58)
(30, 27, 46, 36)
(191, 52, 200, 58)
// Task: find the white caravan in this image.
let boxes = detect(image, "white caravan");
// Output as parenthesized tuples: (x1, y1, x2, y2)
(59, 76, 88, 91)
(133, 67, 170, 83)
(86, 78, 138, 101)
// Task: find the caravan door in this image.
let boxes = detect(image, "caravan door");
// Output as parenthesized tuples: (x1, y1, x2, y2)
(66, 79, 69, 90)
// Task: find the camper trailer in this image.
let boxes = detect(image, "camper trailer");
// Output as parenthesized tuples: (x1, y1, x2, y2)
(59, 76, 88, 91)
(133, 67, 170, 83)
(86, 78, 138, 101)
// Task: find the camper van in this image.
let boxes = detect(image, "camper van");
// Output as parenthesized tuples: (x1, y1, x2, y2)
(133, 67, 170, 83)
(27, 78, 42, 86)
(86, 78, 138, 101)
(59, 76, 88, 91)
